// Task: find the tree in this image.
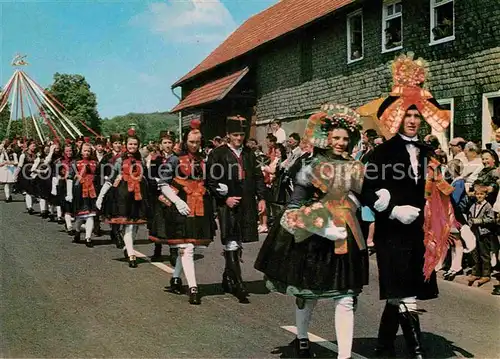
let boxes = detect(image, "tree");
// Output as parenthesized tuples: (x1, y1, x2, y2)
(46, 73, 101, 135)
(0, 96, 10, 139)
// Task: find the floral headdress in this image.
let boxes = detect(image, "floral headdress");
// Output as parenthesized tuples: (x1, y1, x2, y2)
(378, 52, 450, 134)
(304, 104, 362, 149)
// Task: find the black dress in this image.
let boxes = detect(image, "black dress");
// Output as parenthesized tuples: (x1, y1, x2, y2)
(254, 154, 369, 300)
(69, 159, 98, 217)
(105, 155, 150, 225)
(147, 153, 179, 242)
(54, 157, 73, 214)
(160, 152, 216, 247)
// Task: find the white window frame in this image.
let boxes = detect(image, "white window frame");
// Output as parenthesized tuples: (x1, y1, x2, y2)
(434, 98, 454, 158)
(347, 10, 364, 64)
(430, 0, 455, 46)
(482, 91, 500, 148)
(382, 0, 403, 53)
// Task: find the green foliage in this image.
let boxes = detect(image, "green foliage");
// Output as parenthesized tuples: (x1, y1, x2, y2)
(101, 111, 179, 143)
(46, 73, 101, 135)
(0, 97, 10, 139)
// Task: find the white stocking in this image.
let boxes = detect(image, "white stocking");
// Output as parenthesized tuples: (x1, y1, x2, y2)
(65, 214, 73, 230)
(25, 194, 33, 209)
(85, 217, 94, 239)
(450, 244, 464, 272)
(48, 205, 54, 215)
(172, 254, 183, 278)
(4, 183, 11, 198)
(123, 225, 136, 258)
(56, 206, 62, 219)
(296, 299, 317, 339)
(180, 244, 197, 288)
(39, 199, 47, 212)
(334, 296, 355, 359)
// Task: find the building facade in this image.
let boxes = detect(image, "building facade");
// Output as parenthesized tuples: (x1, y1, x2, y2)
(172, 0, 500, 147)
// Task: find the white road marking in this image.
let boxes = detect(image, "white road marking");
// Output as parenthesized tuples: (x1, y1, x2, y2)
(133, 250, 174, 274)
(281, 325, 368, 359)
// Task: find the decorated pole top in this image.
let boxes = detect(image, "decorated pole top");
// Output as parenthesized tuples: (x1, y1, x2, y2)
(11, 54, 29, 67)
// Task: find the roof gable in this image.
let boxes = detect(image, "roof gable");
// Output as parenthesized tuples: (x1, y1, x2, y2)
(172, 0, 354, 87)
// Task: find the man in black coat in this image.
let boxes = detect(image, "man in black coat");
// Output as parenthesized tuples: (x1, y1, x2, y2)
(206, 116, 267, 303)
(361, 54, 454, 357)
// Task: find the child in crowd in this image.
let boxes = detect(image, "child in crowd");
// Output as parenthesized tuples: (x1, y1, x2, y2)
(467, 183, 496, 287)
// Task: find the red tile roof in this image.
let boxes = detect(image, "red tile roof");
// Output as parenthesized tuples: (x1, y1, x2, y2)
(172, 0, 354, 87)
(171, 67, 249, 113)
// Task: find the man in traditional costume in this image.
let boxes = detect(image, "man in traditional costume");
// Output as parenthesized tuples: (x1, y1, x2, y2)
(206, 116, 267, 303)
(361, 53, 457, 359)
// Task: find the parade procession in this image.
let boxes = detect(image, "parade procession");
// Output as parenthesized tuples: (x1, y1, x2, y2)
(1, 0, 500, 358)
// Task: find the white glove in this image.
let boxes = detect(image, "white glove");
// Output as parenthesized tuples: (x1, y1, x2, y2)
(216, 183, 228, 196)
(460, 225, 476, 253)
(374, 189, 391, 212)
(51, 176, 58, 196)
(389, 205, 421, 225)
(96, 196, 103, 210)
(161, 185, 190, 216)
(96, 181, 112, 210)
(322, 222, 348, 241)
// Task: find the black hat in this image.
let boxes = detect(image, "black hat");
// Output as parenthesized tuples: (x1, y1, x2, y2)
(226, 115, 247, 134)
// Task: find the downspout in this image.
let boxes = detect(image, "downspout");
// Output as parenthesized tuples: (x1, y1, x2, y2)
(171, 86, 182, 139)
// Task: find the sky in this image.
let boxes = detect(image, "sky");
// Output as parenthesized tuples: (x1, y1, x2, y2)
(0, 0, 277, 119)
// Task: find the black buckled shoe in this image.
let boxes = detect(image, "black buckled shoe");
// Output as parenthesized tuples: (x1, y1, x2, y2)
(73, 231, 81, 243)
(40, 210, 49, 219)
(5, 196, 12, 203)
(57, 217, 64, 225)
(294, 338, 312, 358)
(27, 208, 35, 215)
(188, 287, 201, 305)
(128, 256, 137, 268)
(168, 277, 183, 294)
(85, 238, 94, 248)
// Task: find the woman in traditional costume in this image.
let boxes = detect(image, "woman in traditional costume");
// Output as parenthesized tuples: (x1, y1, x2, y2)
(255, 104, 368, 359)
(66, 141, 99, 247)
(0, 140, 19, 202)
(158, 120, 216, 305)
(16, 140, 38, 214)
(96, 129, 149, 268)
(53, 140, 76, 235)
(147, 130, 179, 263)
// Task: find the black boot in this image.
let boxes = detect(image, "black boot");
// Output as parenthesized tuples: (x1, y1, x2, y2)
(294, 338, 312, 358)
(188, 287, 201, 305)
(374, 303, 399, 357)
(115, 229, 125, 249)
(168, 277, 183, 294)
(223, 250, 249, 303)
(151, 243, 163, 262)
(399, 310, 424, 359)
(222, 268, 235, 293)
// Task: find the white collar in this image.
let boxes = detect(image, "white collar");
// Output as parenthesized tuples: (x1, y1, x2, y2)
(228, 144, 243, 155)
(399, 133, 419, 142)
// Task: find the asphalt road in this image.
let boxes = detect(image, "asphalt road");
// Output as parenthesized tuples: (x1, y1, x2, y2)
(1, 195, 499, 358)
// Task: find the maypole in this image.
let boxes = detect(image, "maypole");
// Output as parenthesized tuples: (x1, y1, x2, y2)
(0, 54, 89, 141)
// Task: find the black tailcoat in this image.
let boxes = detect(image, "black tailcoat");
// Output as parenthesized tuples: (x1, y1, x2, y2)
(206, 145, 267, 244)
(361, 135, 438, 300)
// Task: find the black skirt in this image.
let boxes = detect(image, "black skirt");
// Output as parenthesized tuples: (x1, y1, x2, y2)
(17, 165, 36, 195)
(105, 179, 149, 225)
(71, 183, 97, 217)
(56, 180, 72, 214)
(254, 217, 369, 298)
(148, 192, 177, 242)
